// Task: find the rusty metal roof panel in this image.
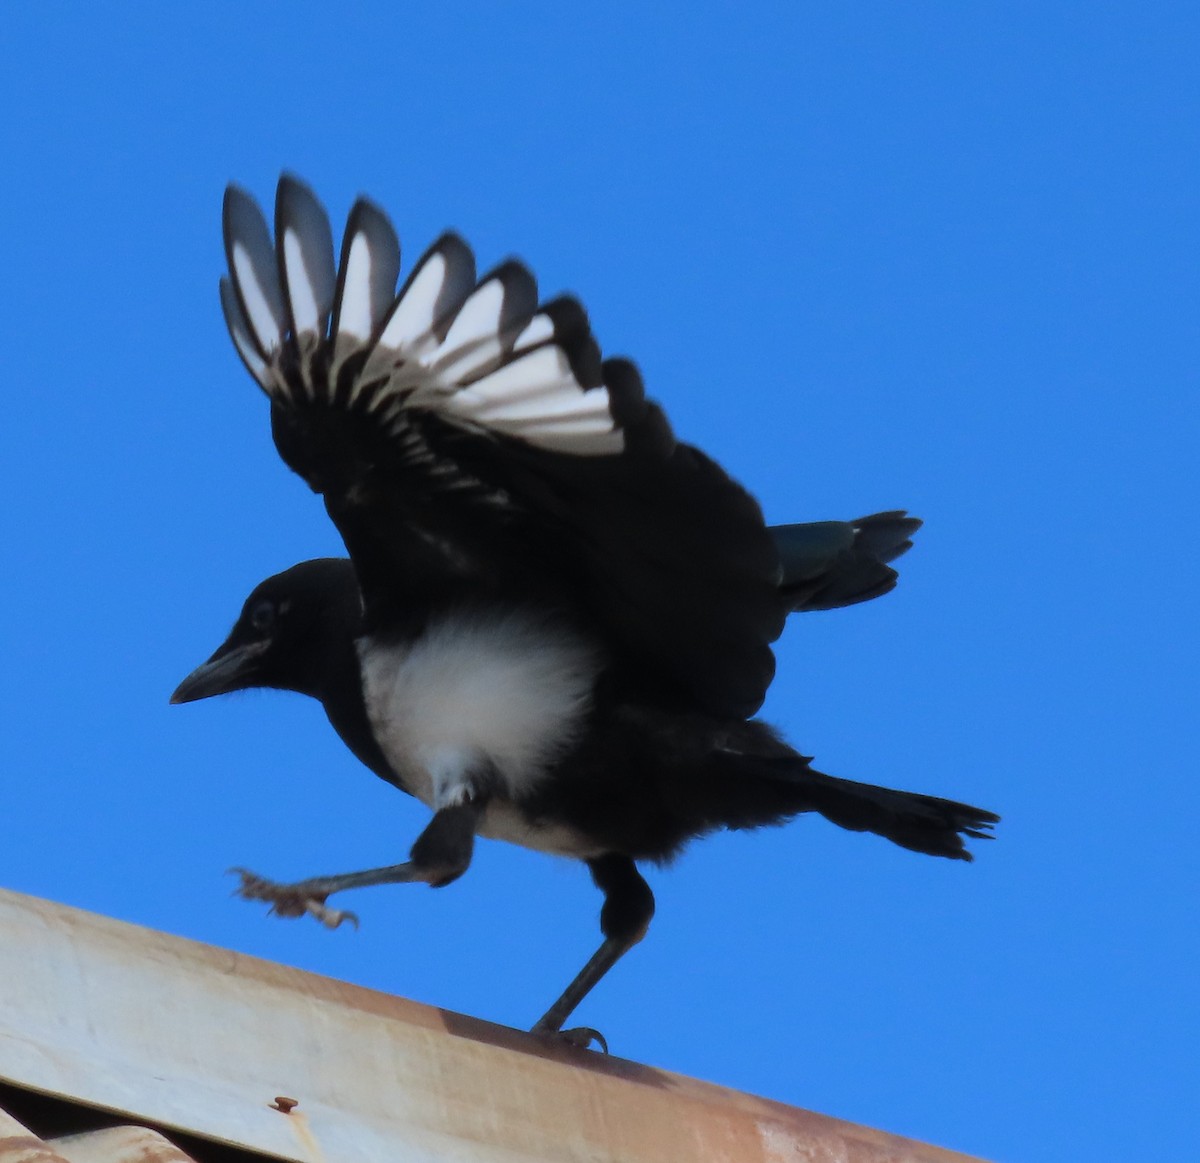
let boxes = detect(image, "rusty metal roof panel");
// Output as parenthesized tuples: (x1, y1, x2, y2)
(2, 1105, 200, 1163)
(0, 887, 986, 1163)
(50, 1126, 200, 1163)
(1, 1104, 62, 1163)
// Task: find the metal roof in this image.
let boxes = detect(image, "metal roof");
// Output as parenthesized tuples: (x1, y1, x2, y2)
(0, 887, 986, 1162)
(1, 1107, 201, 1163)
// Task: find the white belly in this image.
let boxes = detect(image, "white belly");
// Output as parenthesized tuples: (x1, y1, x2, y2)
(357, 607, 600, 818)
(477, 801, 606, 859)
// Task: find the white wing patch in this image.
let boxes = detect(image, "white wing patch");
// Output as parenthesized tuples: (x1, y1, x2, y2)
(220, 278, 271, 390)
(440, 277, 507, 356)
(276, 177, 337, 392)
(448, 346, 619, 453)
(335, 233, 377, 342)
(373, 251, 449, 353)
(222, 178, 626, 456)
(230, 243, 284, 357)
(223, 187, 287, 366)
(282, 229, 322, 336)
(513, 313, 555, 352)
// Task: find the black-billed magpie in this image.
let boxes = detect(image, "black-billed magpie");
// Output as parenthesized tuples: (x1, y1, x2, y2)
(172, 177, 997, 1048)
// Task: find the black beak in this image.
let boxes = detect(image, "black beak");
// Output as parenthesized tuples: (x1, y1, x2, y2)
(170, 639, 269, 704)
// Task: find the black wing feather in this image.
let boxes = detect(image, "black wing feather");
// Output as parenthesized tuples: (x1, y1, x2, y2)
(223, 177, 785, 717)
(274, 175, 336, 390)
(329, 199, 400, 382)
(223, 186, 287, 365)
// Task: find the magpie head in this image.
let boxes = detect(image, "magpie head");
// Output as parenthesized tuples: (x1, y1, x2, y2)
(171, 558, 362, 704)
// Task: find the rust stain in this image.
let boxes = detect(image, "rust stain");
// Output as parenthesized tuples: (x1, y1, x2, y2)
(0, 1133, 68, 1163)
(282, 1110, 326, 1163)
(268, 1095, 325, 1162)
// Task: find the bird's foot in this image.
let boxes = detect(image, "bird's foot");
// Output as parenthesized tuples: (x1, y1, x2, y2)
(228, 867, 359, 930)
(530, 1023, 609, 1054)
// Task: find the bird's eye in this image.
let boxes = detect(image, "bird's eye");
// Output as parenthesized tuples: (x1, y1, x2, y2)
(249, 600, 276, 633)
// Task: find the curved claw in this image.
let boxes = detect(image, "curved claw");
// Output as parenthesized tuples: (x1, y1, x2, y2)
(560, 1026, 609, 1053)
(226, 867, 358, 930)
(304, 900, 359, 930)
(532, 1024, 609, 1054)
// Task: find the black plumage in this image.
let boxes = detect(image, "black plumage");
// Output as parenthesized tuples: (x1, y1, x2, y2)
(173, 176, 997, 1047)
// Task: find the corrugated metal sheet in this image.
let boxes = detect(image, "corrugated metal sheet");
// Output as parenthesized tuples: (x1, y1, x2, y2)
(54, 1126, 199, 1163)
(0, 887, 987, 1163)
(1, 1104, 63, 1163)
(1, 1104, 198, 1163)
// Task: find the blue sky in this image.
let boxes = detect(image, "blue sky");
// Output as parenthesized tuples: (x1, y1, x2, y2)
(2, 4, 1196, 1159)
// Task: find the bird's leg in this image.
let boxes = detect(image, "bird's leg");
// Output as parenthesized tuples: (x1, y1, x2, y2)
(531, 854, 655, 1052)
(232, 797, 487, 928)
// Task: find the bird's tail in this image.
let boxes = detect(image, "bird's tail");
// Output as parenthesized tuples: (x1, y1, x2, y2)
(773, 511, 922, 612)
(784, 765, 997, 860)
(696, 752, 998, 861)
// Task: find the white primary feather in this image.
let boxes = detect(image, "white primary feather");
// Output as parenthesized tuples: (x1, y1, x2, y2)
(458, 348, 596, 421)
(231, 240, 284, 355)
(512, 313, 556, 352)
(440, 277, 507, 355)
(402, 324, 624, 454)
(282, 229, 322, 337)
(427, 284, 512, 385)
(373, 252, 448, 354)
(442, 346, 624, 453)
(220, 279, 271, 391)
(336, 233, 378, 343)
(330, 205, 400, 386)
(276, 177, 336, 347)
(221, 179, 627, 456)
(224, 188, 287, 359)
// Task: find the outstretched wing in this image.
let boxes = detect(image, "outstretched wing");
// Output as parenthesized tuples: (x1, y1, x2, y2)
(220, 176, 785, 717)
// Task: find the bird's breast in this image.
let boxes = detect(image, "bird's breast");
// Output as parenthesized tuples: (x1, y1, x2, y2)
(356, 607, 601, 810)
